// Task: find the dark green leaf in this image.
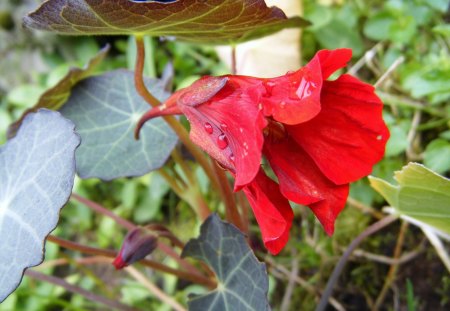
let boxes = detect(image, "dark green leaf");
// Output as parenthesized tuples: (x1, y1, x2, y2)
(60, 70, 178, 180)
(0, 109, 80, 302)
(24, 0, 309, 45)
(182, 214, 270, 311)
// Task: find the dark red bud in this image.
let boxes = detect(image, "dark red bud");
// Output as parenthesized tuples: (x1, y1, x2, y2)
(113, 227, 158, 270)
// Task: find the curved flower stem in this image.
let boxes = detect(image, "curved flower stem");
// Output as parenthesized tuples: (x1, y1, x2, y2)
(47, 235, 215, 288)
(25, 270, 137, 311)
(70, 193, 205, 276)
(212, 164, 245, 231)
(134, 35, 221, 200)
(315, 215, 398, 311)
(373, 221, 409, 310)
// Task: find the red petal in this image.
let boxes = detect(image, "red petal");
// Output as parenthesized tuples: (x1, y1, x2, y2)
(113, 250, 127, 270)
(178, 76, 267, 189)
(264, 137, 349, 235)
(261, 55, 322, 125)
(316, 49, 352, 79)
(288, 74, 389, 185)
(242, 170, 294, 255)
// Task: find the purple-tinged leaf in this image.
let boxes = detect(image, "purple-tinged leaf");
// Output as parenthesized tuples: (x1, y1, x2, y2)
(24, 0, 309, 45)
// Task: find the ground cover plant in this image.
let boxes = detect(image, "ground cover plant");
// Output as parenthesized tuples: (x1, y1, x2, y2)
(0, 0, 449, 310)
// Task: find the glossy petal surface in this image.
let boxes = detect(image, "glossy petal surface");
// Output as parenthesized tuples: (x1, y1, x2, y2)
(264, 138, 348, 234)
(178, 77, 267, 189)
(288, 74, 389, 185)
(242, 170, 293, 254)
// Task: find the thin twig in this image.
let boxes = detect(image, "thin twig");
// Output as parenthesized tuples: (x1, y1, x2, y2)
(125, 266, 187, 311)
(25, 270, 138, 311)
(374, 56, 405, 89)
(347, 197, 384, 220)
(315, 215, 398, 311)
(266, 257, 345, 311)
(71, 193, 135, 231)
(406, 110, 423, 161)
(280, 251, 299, 311)
(373, 221, 409, 310)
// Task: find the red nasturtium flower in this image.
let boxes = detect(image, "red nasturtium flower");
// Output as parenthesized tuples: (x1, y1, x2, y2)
(136, 48, 389, 255)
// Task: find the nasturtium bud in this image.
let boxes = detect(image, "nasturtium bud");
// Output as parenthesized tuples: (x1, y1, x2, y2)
(113, 227, 158, 269)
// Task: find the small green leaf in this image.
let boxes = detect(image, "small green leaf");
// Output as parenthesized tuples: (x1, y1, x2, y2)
(0, 109, 80, 302)
(23, 0, 308, 45)
(182, 214, 270, 311)
(7, 45, 109, 138)
(369, 163, 450, 235)
(424, 139, 450, 174)
(60, 70, 178, 180)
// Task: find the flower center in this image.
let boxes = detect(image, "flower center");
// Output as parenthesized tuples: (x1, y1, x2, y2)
(263, 119, 287, 143)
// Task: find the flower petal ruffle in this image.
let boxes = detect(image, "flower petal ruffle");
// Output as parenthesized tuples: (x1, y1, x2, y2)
(264, 137, 348, 235)
(242, 169, 294, 255)
(288, 74, 389, 185)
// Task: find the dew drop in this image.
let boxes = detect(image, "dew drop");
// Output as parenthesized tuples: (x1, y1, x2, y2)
(263, 81, 276, 97)
(229, 154, 235, 162)
(376, 135, 383, 141)
(217, 133, 229, 149)
(220, 123, 228, 131)
(204, 122, 213, 134)
(280, 102, 286, 108)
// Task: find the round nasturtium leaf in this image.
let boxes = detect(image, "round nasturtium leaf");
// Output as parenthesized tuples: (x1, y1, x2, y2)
(182, 214, 271, 311)
(0, 110, 80, 302)
(60, 70, 178, 180)
(23, 0, 309, 45)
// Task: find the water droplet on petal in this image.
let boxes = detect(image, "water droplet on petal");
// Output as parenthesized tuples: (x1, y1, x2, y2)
(263, 81, 276, 97)
(204, 122, 213, 134)
(280, 102, 286, 108)
(220, 123, 228, 131)
(295, 77, 315, 99)
(229, 154, 235, 162)
(376, 135, 383, 141)
(217, 133, 228, 149)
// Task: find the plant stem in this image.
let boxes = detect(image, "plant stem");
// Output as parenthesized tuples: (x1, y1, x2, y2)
(71, 193, 135, 231)
(212, 163, 244, 230)
(373, 221, 409, 310)
(47, 235, 215, 288)
(315, 215, 398, 311)
(71, 193, 202, 275)
(231, 45, 237, 75)
(25, 270, 138, 311)
(134, 36, 222, 200)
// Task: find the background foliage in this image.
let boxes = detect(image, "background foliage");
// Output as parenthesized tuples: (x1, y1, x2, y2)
(0, 0, 449, 310)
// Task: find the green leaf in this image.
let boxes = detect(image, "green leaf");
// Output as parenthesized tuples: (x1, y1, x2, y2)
(424, 139, 450, 174)
(182, 214, 270, 311)
(24, 0, 309, 45)
(369, 163, 450, 235)
(7, 45, 109, 138)
(0, 109, 80, 302)
(60, 70, 178, 180)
